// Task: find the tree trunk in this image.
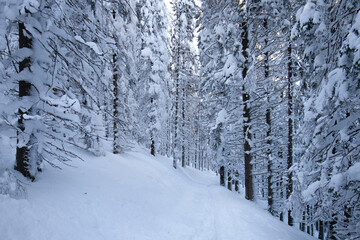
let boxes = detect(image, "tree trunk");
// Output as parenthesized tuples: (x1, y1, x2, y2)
(287, 42, 294, 226)
(150, 97, 156, 156)
(181, 85, 185, 168)
(300, 210, 305, 232)
(111, 11, 121, 154)
(266, 107, 273, 213)
(15, 21, 36, 181)
(112, 53, 120, 154)
(306, 205, 311, 234)
(173, 74, 179, 168)
(235, 170, 239, 192)
(264, 18, 273, 214)
(173, 31, 180, 169)
(241, 21, 253, 201)
(318, 220, 324, 240)
(227, 170, 232, 191)
(220, 166, 225, 186)
(150, 138, 155, 156)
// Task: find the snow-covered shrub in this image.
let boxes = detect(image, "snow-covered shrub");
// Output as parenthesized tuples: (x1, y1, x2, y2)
(0, 169, 26, 199)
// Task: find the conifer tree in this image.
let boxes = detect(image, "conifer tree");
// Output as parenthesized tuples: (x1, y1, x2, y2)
(136, 0, 170, 157)
(171, 0, 197, 168)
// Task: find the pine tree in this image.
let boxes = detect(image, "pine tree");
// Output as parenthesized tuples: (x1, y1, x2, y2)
(104, 0, 138, 154)
(135, 0, 170, 157)
(171, 0, 197, 168)
(291, 0, 360, 238)
(5, 0, 113, 180)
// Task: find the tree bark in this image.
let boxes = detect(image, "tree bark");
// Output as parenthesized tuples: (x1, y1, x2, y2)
(220, 166, 225, 186)
(227, 170, 232, 191)
(287, 42, 294, 226)
(234, 170, 239, 192)
(266, 107, 273, 213)
(318, 220, 324, 240)
(263, 17, 273, 214)
(241, 20, 253, 201)
(173, 71, 179, 168)
(173, 17, 181, 168)
(111, 11, 120, 154)
(112, 53, 120, 154)
(15, 21, 36, 181)
(150, 138, 155, 156)
(181, 85, 185, 167)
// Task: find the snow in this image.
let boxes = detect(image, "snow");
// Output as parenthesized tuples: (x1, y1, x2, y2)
(329, 173, 344, 192)
(348, 162, 360, 182)
(302, 180, 321, 201)
(329, 162, 360, 192)
(0, 133, 16, 172)
(74, 35, 86, 44)
(216, 108, 227, 125)
(20, 0, 39, 14)
(328, 68, 347, 101)
(4, 3, 17, 21)
(314, 53, 325, 68)
(85, 42, 102, 55)
(141, 47, 152, 57)
(0, 147, 314, 240)
(298, 1, 320, 26)
(348, 12, 360, 63)
(74, 36, 102, 55)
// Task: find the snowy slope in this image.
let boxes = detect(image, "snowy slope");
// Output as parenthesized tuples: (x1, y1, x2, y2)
(0, 148, 315, 240)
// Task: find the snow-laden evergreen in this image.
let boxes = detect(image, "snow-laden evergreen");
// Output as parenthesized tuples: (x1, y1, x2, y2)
(198, 0, 359, 238)
(135, 0, 171, 157)
(0, 0, 359, 239)
(290, 1, 360, 238)
(170, 0, 198, 168)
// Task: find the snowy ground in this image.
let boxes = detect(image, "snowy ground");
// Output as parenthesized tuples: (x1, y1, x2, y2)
(0, 148, 314, 240)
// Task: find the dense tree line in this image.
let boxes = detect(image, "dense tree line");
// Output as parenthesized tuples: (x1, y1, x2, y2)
(199, 0, 359, 239)
(0, 0, 359, 239)
(0, 0, 171, 188)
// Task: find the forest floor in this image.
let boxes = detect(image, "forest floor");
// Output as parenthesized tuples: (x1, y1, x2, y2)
(0, 146, 315, 240)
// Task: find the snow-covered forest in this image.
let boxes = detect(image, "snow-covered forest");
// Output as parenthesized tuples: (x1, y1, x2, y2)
(0, 0, 359, 239)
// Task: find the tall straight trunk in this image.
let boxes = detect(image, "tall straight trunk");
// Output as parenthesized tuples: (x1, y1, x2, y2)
(111, 12, 120, 154)
(194, 126, 198, 169)
(243, 91, 252, 200)
(181, 86, 185, 167)
(172, 6, 182, 169)
(287, 42, 294, 226)
(173, 44, 180, 169)
(242, 21, 253, 201)
(150, 97, 155, 156)
(112, 52, 120, 154)
(263, 18, 273, 214)
(173, 74, 179, 168)
(167, 105, 172, 157)
(15, 21, 36, 181)
(266, 106, 273, 212)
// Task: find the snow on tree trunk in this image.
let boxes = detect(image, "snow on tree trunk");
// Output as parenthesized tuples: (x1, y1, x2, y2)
(242, 21, 253, 201)
(15, 19, 38, 181)
(287, 42, 294, 227)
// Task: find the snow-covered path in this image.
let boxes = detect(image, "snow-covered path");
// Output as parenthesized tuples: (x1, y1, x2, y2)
(1, 149, 314, 240)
